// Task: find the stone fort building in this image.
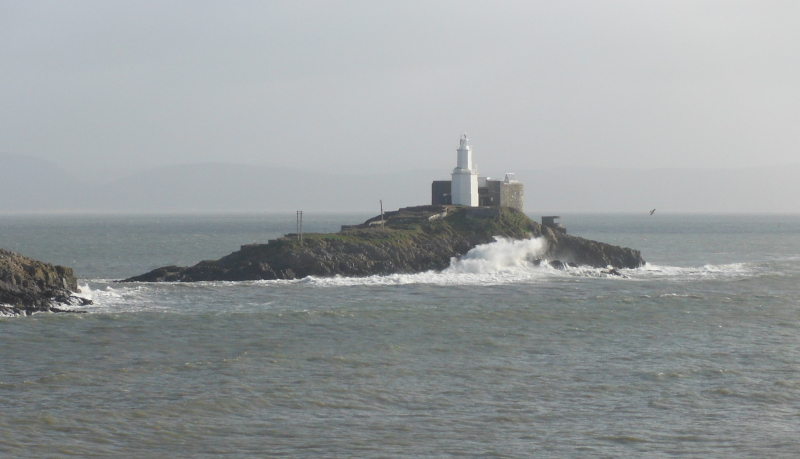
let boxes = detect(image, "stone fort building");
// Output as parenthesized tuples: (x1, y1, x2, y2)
(431, 134, 524, 211)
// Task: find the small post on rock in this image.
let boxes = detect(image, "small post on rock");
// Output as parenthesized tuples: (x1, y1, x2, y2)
(296, 210, 303, 242)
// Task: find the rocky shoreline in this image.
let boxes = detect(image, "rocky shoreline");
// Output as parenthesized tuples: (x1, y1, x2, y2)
(0, 248, 91, 316)
(123, 206, 645, 283)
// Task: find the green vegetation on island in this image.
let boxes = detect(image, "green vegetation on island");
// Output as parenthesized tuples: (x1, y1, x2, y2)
(124, 206, 645, 282)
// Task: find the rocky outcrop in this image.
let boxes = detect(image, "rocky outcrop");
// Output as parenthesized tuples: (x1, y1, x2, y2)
(123, 206, 644, 283)
(0, 249, 90, 316)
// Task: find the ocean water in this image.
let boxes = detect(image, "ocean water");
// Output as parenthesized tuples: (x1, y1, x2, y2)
(1, 213, 799, 457)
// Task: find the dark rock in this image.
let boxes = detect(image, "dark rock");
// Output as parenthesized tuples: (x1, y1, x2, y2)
(601, 268, 625, 277)
(122, 206, 646, 283)
(0, 248, 90, 316)
(549, 260, 567, 270)
(528, 257, 543, 266)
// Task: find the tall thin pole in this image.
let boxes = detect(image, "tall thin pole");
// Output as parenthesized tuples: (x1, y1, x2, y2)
(296, 210, 303, 242)
(380, 200, 384, 228)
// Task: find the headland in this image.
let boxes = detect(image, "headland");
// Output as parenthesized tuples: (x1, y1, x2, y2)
(0, 248, 91, 315)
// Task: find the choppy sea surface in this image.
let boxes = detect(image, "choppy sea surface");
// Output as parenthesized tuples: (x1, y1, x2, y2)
(1, 213, 799, 457)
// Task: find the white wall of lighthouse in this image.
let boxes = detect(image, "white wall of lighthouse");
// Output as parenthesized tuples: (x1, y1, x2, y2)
(451, 133, 479, 206)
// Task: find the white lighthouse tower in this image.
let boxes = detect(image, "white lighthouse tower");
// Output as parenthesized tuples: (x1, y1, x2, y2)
(451, 133, 479, 206)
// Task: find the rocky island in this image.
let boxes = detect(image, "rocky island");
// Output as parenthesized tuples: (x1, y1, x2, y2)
(0, 248, 91, 316)
(123, 206, 644, 283)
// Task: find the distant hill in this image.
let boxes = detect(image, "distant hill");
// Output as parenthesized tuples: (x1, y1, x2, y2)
(0, 154, 79, 212)
(0, 155, 435, 213)
(511, 165, 800, 214)
(1, 154, 798, 213)
(89, 163, 435, 213)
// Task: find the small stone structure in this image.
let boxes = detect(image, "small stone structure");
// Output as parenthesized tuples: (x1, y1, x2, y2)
(431, 180, 452, 206)
(541, 216, 566, 234)
(479, 174, 523, 210)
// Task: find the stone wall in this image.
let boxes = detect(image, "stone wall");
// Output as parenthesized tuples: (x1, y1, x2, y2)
(500, 182, 524, 211)
(432, 179, 523, 211)
(431, 180, 452, 205)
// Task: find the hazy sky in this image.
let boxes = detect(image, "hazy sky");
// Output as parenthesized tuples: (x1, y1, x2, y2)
(2, 1, 799, 176)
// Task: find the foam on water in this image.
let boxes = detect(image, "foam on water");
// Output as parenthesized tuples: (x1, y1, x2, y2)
(298, 237, 552, 287)
(447, 237, 547, 274)
(628, 262, 756, 281)
(3, 213, 799, 457)
(71, 283, 162, 313)
(296, 237, 759, 287)
(75, 237, 763, 312)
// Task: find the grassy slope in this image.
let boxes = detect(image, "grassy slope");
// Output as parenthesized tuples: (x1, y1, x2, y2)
(125, 207, 643, 282)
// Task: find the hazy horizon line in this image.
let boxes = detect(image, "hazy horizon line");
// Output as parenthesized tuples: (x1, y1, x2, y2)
(3, 151, 800, 177)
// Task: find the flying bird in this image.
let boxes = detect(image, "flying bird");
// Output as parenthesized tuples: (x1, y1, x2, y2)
(649, 209, 656, 216)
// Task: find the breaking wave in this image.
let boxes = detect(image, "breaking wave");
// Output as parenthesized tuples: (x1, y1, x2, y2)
(68, 282, 183, 314)
(72, 237, 763, 312)
(446, 237, 547, 274)
(298, 237, 552, 287)
(296, 237, 758, 287)
(632, 262, 755, 280)
(296, 238, 759, 287)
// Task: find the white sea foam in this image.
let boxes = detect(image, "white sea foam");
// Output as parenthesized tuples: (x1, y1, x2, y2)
(446, 237, 548, 274)
(297, 237, 553, 287)
(296, 239, 759, 287)
(628, 262, 754, 281)
(78, 237, 761, 311)
(73, 282, 163, 313)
